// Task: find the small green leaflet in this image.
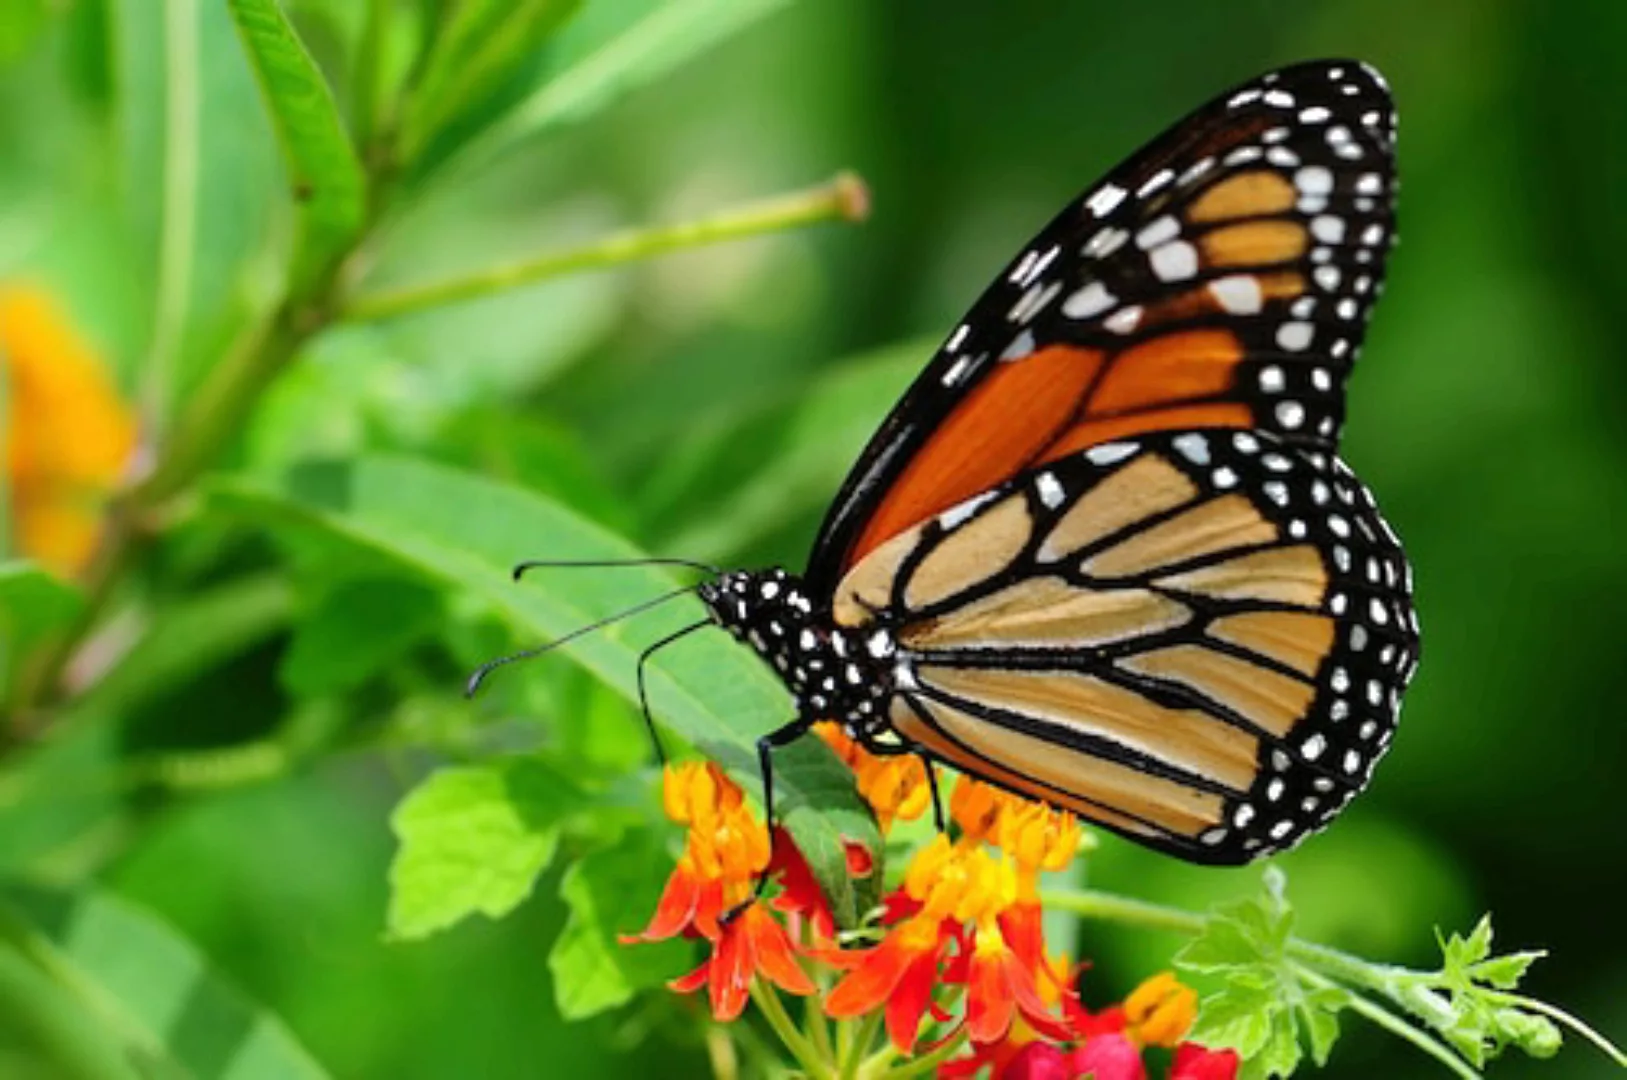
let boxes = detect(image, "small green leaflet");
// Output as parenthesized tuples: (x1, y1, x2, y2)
(1176, 868, 1349, 1080)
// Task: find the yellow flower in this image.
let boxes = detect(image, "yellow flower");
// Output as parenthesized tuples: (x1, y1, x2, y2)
(813, 721, 931, 832)
(1123, 970, 1199, 1048)
(0, 284, 136, 576)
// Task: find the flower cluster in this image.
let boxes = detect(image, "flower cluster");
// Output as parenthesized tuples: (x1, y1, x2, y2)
(624, 728, 1240, 1079)
(0, 284, 136, 576)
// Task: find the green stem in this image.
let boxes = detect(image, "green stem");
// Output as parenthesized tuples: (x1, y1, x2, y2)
(338, 172, 870, 323)
(872, 1028, 968, 1080)
(142, 0, 201, 431)
(839, 1010, 884, 1080)
(805, 992, 836, 1065)
(128, 310, 306, 508)
(751, 982, 831, 1080)
(1490, 992, 1627, 1068)
(1294, 963, 1480, 1080)
(1040, 887, 1207, 937)
(350, 0, 390, 152)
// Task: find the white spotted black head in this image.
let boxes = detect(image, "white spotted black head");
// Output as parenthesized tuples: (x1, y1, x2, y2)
(697, 569, 896, 736)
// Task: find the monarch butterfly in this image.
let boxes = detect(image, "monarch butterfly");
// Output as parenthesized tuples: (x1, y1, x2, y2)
(480, 59, 1418, 866)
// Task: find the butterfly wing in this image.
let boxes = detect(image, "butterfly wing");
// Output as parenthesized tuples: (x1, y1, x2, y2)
(831, 429, 1418, 864)
(807, 60, 1398, 596)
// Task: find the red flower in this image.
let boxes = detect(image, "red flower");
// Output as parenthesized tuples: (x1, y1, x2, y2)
(823, 911, 950, 1052)
(669, 901, 816, 1021)
(1068, 1032, 1147, 1080)
(1168, 1043, 1241, 1080)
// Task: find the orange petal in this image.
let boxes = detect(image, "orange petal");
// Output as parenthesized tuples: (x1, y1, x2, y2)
(708, 919, 753, 1021)
(742, 905, 815, 996)
(621, 864, 701, 943)
(668, 958, 712, 994)
(825, 936, 918, 1018)
(884, 949, 942, 1053)
(964, 949, 1016, 1045)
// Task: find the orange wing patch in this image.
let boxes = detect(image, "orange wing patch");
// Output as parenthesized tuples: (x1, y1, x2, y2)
(849, 345, 1104, 567)
(1187, 170, 1297, 223)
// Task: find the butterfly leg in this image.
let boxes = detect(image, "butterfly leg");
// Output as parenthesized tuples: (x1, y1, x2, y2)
(633, 619, 711, 765)
(920, 752, 946, 833)
(722, 715, 814, 924)
(851, 728, 947, 834)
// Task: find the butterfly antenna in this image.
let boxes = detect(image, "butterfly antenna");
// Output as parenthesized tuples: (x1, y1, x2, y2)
(464, 584, 702, 697)
(511, 557, 720, 580)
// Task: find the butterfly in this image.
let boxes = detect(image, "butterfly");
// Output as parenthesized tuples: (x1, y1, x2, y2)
(481, 59, 1418, 866)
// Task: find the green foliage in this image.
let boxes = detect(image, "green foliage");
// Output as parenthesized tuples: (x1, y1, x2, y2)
(387, 758, 580, 940)
(548, 833, 691, 1020)
(214, 455, 882, 925)
(1394, 919, 1560, 1067)
(1178, 869, 1350, 1079)
(0, 561, 82, 696)
(5, 0, 1627, 1076)
(227, 0, 367, 292)
(0, 882, 330, 1078)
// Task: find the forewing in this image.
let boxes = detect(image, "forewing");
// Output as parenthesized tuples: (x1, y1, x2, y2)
(808, 60, 1398, 594)
(832, 429, 1418, 864)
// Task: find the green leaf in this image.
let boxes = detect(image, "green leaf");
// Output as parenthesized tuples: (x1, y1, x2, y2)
(0, 561, 83, 692)
(547, 833, 691, 1020)
(1179, 869, 1347, 1079)
(1298, 986, 1349, 1066)
(428, 0, 795, 186)
(664, 341, 927, 561)
(387, 757, 579, 940)
(0, 880, 332, 1078)
(279, 576, 442, 695)
(212, 455, 882, 927)
(227, 0, 367, 291)
(401, 0, 582, 159)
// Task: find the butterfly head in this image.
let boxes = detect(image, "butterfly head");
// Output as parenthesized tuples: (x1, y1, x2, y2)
(698, 568, 895, 735)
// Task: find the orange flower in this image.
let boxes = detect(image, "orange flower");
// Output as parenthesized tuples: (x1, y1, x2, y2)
(813, 721, 932, 831)
(824, 835, 1074, 1052)
(0, 284, 136, 576)
(624, 762, 769, 943)
(1123, 972, 1199, 1049)
(668, 901, 815, 1021)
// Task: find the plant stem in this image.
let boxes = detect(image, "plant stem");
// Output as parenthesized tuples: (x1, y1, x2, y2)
(752, 982, 831, 1080)
(338, 172, 870, 323)
(806, 992, 836, 1064)
(874, 1028, 968, 1080)
(839, 1010, 884, 1080)
(128, 309, 306, 508)
(1294, 963, 1480, 1080)
(1040, 887, 1207, 937)
(142, 0, 201, 430)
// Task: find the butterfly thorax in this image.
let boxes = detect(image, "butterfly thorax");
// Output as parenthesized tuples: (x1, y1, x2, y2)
(698, 569, 895, 736)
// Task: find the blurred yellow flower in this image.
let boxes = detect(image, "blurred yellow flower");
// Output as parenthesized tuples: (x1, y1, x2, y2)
(0, 284, 136, 576)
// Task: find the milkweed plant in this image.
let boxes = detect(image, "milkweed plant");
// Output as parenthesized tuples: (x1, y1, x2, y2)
(0, 2, 1621, 1078)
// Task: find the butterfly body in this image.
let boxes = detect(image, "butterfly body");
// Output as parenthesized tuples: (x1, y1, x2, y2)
(694, 58, 1417, 866)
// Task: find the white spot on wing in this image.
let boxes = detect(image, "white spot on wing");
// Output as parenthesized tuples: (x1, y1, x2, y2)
(1209, 274, 1263, 314)
(1062, 281, 1117, 320)
(1087, 183, 1127, 218)
(1149, 241, 1199, 281)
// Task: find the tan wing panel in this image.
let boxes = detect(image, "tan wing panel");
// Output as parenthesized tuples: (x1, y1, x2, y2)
(918, 665, 1260, 793)
(1209, 612, 1336, 677)
(904, 494, 1035, 610)
(897, 694, 1225, 837)
(1118, 645, 1315, 737)
(902, 579, 1190, 650)
(1038, 454, 1197, 562)
(1082, 494, 1279, 578)
(1155, 546, 1328, 607)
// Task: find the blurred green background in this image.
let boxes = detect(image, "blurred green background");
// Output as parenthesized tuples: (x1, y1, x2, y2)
(1, 0, 1624, 1077)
